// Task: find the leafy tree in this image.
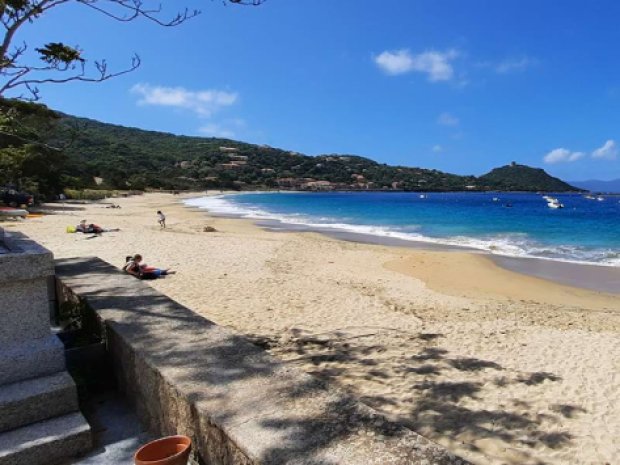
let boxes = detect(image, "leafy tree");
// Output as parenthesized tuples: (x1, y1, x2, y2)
(0, 0, 265, 205)
(0, 97, 68, 197)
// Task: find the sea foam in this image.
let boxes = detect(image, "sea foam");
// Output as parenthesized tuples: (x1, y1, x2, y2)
(185, 194, 620, 267)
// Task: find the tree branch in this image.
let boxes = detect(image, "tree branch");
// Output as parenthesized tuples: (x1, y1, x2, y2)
(76, 1, 200, 27)
(1, 54, 141, 101)
(0, 0, 266, 100)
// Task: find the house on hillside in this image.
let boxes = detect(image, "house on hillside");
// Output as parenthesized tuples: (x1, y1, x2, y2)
(218, 163, 243, 170)
(302, 180, 334, 191)
(276, 178, 302, 188)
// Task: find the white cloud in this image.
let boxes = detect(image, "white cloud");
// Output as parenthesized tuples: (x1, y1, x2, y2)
(374, 49, 415, 75)
(494, 56, 536, 74)
(374, 49, 458, 81)
(131, 83, 238, 116)
(591, 139, 618, 160)
(432, 144, 443, 153)
(543, 148, 585, 164)
(437, 112, 459, 127)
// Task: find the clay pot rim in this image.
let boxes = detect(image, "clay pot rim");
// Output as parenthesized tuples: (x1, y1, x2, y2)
(134, 435, 192, 464)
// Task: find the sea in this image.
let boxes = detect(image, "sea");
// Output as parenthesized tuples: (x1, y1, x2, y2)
(185, 192, 620, 267)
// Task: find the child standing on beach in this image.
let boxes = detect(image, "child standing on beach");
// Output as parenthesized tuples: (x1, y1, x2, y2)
(157, 210, 166, 229)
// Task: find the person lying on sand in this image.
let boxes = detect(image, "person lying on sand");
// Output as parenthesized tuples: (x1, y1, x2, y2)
(123, 254, 176, 279)
(75, 219, 120, 234)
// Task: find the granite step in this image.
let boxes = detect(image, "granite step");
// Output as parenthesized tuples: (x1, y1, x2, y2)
(0, 371, 79, 433)
(0, 412, 92, 465)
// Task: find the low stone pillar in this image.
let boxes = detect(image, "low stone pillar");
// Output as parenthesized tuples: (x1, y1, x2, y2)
(0, 232, 91, 465)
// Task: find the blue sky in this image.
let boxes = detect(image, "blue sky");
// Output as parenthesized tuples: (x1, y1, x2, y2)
(17, 0, 620, 180)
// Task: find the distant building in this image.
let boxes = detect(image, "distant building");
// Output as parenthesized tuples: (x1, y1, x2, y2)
(219, 147, 239, 153)
(302, 180, 334, 191)
(276, 178, 301, 188)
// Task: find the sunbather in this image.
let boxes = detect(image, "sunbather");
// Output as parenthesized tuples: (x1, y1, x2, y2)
(123, 254, 176, 279)
(76, 219, 119, 234)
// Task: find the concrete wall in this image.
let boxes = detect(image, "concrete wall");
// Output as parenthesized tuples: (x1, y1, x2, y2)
(55, 257, 469, 465)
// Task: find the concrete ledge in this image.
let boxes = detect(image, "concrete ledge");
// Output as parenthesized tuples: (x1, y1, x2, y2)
(0, 232, 54, 282)
(0, 412, 91, 465)
(0, 336, 66, 386)
(55, 257, 469, 465)
(0, 372, 79, 433)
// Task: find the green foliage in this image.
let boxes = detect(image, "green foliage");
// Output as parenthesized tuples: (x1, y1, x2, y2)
(0, 98, 68, 198)
(63, 189, 118, 200)
(478, 163, 579, 192)
(33, 111, 581, 194)
(36, 42, 84, 65)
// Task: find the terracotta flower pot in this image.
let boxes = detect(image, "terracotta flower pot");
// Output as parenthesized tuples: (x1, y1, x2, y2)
(134, 435, 192, 465)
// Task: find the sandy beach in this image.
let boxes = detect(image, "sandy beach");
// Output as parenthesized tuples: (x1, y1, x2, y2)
(4, 192, 619, 465)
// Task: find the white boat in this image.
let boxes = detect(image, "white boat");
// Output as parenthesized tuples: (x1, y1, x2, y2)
(546, 198, 564, 209)
(542, 195, 553, 200)
(584, 194, 596, 200)
(492, 197, 500, 202)
(596, 196, 605, 201)
(419, 194, 426, 199)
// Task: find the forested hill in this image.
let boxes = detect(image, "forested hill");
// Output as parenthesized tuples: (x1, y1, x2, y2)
(49, 112, 580, 192)
(478, 164, 579, 192)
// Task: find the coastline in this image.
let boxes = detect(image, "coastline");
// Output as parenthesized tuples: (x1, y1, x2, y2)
(5, 192, 620, 465)
(190, 192, 620, 294)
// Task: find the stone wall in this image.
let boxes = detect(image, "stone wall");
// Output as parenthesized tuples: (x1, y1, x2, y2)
(55, 257, 469, 465)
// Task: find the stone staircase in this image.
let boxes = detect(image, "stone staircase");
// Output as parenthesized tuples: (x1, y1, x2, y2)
(0, 233, 92, 465)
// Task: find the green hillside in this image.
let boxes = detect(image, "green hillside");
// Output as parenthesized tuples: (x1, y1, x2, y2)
(50, 113, 580, 192)
(478, 163, 579, 192)
(52, 114, 480, 191)
(1, 98, 581, 194)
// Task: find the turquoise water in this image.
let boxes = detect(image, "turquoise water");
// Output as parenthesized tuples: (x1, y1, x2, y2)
(186, 192, 620, 266)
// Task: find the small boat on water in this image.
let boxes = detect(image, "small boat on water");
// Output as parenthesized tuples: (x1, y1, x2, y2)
(419, 194, 427, 199)
(596, 196, 605, 201)
(584, 194, 596, 200)
(492, 197, 500, 202)
(546, 197, 564, 209)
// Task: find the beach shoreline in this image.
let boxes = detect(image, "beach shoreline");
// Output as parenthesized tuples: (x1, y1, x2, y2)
(188, 192, 620, 294)
(4, 192, 619, 465)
